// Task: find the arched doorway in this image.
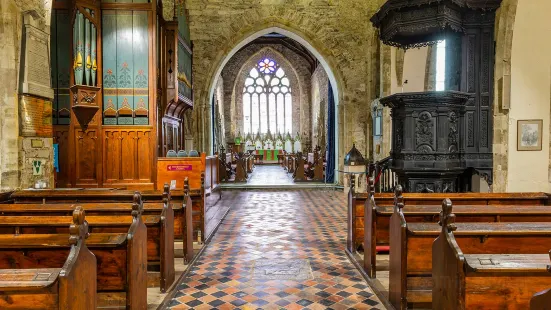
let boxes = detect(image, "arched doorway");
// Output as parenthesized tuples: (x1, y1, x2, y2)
(205, 27, 343, 184)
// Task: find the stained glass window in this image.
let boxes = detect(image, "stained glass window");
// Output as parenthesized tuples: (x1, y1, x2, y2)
(242, 59, 292, 135)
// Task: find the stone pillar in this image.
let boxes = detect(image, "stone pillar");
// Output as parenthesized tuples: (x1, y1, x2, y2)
(17, 11, 55, 189)
(0, 0, 24, 190)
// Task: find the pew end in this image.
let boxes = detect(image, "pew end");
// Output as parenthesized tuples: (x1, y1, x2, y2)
(364, 176, 377, 278)
(160, 183, 175, 292)
(183, 178, 194, 264)
(432, 198, 465, 310)
(0, 207, 97, 310)
(389, 185, 408, 310)
(530, 250, 551, 310)
(432, 202, 551, 309)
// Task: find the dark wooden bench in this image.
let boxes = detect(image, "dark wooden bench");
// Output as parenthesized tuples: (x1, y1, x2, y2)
(363, 179, 551, 277)
(433, 202, 551, 309)
(0, 193, 173, 292)
(389, 186, 551, 310)
(0, 207, 96, 310)
(347, 180, 550, 254)
(0, 204, 148, 309)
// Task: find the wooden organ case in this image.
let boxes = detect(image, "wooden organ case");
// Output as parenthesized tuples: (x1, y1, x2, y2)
(50, 0, 192, 189)
(370, 0, 502, 193)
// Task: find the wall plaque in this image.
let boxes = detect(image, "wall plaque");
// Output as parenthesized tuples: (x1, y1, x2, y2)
(20, 95, 53, 137)
(31, 139, 44, 148)
(19, 12, 54, 99)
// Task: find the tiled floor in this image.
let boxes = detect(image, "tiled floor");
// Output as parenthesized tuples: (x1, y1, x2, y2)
(247, 165, 295, 185)
(165, 190, 384, 309)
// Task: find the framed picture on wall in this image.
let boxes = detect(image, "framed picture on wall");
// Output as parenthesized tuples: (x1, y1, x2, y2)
(517, 119, 543, 151)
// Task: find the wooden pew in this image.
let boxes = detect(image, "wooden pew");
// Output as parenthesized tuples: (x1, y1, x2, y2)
(1, 182, 192, 264)
(294, 153, 306, 181)
(531, 261, 551, 310)
(0, 207, 97, 310)
(9, 182, 195, 245)
(0, 191, 13, 204)
(433, 201, 551, 310)
(287, 155, 295, 173)
(363, 177, 551, 278)
(8, 176, 216, 252)
(246, 154, 253, 173)
(348, 176, 549, 251)
(312, 152, 324, 181)
(234, 157, 247, 182)
(389, 187, 551, 309)
(0, 201, 148, 309)
(0, 193, 174, 292)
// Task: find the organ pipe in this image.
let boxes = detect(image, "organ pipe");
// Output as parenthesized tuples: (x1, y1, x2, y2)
(73, 9, 97, 86)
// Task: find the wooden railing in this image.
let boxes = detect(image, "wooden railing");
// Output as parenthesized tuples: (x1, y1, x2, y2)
(369, 156, 396, 193)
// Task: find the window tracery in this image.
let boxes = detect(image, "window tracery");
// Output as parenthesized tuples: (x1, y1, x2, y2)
(243, 58, 292, 135)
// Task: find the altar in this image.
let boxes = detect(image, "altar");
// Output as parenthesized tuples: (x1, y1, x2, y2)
(256, 149, 281, 161)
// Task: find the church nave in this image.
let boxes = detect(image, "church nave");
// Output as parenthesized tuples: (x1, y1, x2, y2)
(165, 190, 384, 309)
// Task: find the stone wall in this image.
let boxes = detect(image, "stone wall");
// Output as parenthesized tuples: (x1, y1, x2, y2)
(0, 0, 53, 190)
(220, 45, 310, 145)
(184, 0, 384, 173)
(213, 77, 225, 151)
(311, 64, 329, 150)
(0, 0, 23, 190)
(492, 0, 517, 192)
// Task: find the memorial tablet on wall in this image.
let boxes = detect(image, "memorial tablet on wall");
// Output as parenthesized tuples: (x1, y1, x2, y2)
(20, 95, 53, 137)
(19, 12, 54, 100)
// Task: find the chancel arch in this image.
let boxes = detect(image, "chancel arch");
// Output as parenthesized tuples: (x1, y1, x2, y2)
(202, 26, 344, 182)
(227, 47, 305, 148)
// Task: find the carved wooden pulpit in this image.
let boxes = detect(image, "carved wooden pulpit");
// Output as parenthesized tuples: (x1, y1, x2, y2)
(371, 0, 502, 192)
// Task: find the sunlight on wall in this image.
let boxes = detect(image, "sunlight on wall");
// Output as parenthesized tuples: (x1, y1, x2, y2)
(507, 0, 551, 192)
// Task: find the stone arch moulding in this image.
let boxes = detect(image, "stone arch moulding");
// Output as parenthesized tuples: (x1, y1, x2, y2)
(231, 46, 305, 141)
(492, 0, 518, 192)
(205, 24, 345, 183)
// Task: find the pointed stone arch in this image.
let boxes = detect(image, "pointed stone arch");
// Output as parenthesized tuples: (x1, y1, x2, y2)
(224, 46, 308, 144)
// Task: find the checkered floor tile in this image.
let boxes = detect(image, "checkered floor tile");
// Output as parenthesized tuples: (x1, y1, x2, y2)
(165, 190, 384, 309)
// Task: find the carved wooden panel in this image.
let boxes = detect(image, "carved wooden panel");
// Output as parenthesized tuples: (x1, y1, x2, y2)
(75, 129, 100, 185)
(103, 127, 153, 187)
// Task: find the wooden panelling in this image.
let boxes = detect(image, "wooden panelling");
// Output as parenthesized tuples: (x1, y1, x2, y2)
(49, 2, 159, 190)
(103, 127, 154, 188)
(156, 156, 204, 190)
(75, 129, 100, 186)
(156, 155, 219, 190)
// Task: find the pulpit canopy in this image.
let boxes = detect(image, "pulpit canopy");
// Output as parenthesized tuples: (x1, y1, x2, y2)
(370, 0, 502, 48)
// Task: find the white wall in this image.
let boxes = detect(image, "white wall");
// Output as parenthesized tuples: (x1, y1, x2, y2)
(390, 47, 428, 94)
(507, 0, 551, 192)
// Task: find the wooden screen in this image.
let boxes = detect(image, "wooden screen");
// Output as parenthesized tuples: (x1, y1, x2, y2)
(48, 0, 158, 189)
